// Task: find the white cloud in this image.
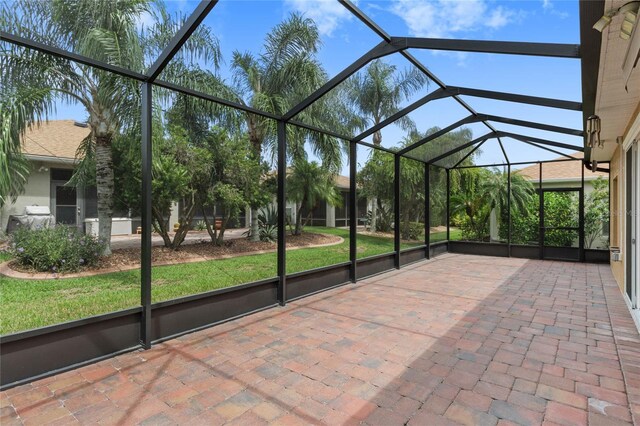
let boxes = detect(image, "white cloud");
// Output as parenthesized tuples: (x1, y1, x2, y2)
(540, 0, 568, 18)
(284, 0, 356, 37)
(390, 0, 516, 38)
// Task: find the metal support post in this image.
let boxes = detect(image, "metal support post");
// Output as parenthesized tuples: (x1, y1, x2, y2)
(394, 155, 401, 269)
(425, 163, 430, 259)
(539, 162, 543, 259)
(349, 142, 357, 282)
(507, 164, 512, 257)
(277, 121, 287, 305)
(140, 83, 152, 349)
(580, 160, 585, 262)
(446, 168, 451, 242)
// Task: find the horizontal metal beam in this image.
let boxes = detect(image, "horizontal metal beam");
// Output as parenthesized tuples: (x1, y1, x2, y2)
(446, 86, 582, 111)
(154, 79, 280, 120)
(516, 139, 580, 161)
(355, 140, 398, 155)
(453, 158, 583, 169)
(283, 40, 404, 121)
(1, 31, 147, 81)
(396, 37, 580, 58)
(288, 119, 352, 142)
(497, 131, 583, 152)
(398, 115, 479, 155)
(427, 133, 493, 165)
(452, 139, 487, 169)
(353, 88, 448, 141)
(339, 1, 500, 139)
(146, 0, 218, 82)
(479, 114, 584, 137)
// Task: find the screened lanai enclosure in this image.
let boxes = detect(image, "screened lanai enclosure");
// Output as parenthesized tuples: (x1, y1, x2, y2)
(0, 0, 609, 389)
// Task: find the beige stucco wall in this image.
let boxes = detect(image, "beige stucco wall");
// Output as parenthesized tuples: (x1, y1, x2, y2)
(0, 166, 51, 233)
(609, 144, 624, 290)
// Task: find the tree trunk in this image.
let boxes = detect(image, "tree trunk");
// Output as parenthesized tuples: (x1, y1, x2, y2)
(247, 118, 262, 242)
(250, 207, 260, 242)
(294, 201, 303, 235)
(369, 197, 378, 232)
(152, 205, 173, 248)
(171, 196, 196, 249)
(215, 216, 230, 246)
(95, 138, 114, 255)
(369, 128, 382, 232)
(201, 206, 217, 243)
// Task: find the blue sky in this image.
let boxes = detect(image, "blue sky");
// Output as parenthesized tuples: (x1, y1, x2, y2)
(51, 0, 584, 172)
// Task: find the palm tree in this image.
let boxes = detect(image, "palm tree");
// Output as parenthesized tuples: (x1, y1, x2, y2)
(0, 0, 219, 254)
(346, 59, 428, 230)
(452, 168, 534, 241)
(229, 13, 353, 241)
(287, 159, 341, 235)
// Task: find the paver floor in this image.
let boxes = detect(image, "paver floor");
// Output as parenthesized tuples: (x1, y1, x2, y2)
(2, 254, 640, 425)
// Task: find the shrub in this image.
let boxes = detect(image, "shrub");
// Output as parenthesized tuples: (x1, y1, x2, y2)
(9, 226, 105, 273)
(400, 221, 423, 240)
(258, 206, 278, 242)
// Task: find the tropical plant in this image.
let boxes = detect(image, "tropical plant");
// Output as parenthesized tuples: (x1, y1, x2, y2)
(287, 159, 341, 235)
(227, 13, 352, 241)
(585, 177, 609, 249)
(346, 59, 428, 230)
(258, 205, 278, 243)
(0, 0, 220, 254)
(543, 191, 579, 247)
(452, 168, 535, 241)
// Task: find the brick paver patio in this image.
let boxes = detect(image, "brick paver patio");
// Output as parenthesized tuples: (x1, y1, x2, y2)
(2, 254, 640, 425)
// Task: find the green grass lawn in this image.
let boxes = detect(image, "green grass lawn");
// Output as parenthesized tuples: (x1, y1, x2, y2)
(0, 227, 422, 334)
(430, 228, 462, 243)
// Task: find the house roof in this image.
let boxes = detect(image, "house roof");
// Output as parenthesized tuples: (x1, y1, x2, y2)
(21, 120, 89, 161)
(334, 175, 350, 189)
(516, 152, 607, 181)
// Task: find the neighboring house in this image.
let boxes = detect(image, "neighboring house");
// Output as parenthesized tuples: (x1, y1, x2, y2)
(2, 120, 147, 235)
(1, 120, 362, 235)
(290, 174, 367, 228)
(516, 152, 607, 189)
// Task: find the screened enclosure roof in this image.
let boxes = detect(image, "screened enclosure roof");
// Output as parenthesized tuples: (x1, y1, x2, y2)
(0, 0, 606, 169)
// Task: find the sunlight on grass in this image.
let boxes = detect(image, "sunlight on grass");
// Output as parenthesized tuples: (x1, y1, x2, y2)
(0, 227, 427, 334)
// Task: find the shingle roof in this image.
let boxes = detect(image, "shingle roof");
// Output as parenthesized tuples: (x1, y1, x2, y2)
(516, 152, 607, 181)
(21, 120, 90, 160)
(333, 175, 350, 189)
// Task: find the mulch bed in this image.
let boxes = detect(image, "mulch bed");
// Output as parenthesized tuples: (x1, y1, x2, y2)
(4, 232, 341, 275)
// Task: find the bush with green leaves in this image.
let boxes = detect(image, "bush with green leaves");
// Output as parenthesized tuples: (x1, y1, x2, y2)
(9, 226, 105, 273)
(400, 221, 423, 241)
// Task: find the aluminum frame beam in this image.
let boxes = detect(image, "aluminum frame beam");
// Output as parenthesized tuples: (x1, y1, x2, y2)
(498, 131, 583, 152)
(516, 139, 580, 161)
(338, 0, 500, 145)
(451, 139, 487, 169)
(454, 157, 583, 169)
(0, 31, 147, 81)
(446, 86, 582, 111)
(478, 114, 583, 137)
(353, 88, 448, 141)
(395, 37, 580, 58)
(282, 40, 405, 121)
(146, 0, 218, 82)
(497, 137, 510, 165)
(427, 133, 494, 165)
(398, 115, 478, 155)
